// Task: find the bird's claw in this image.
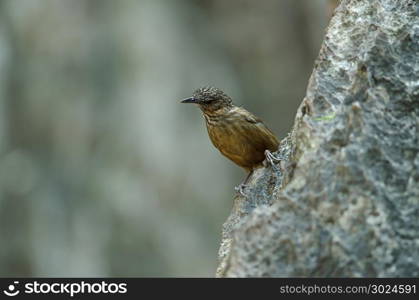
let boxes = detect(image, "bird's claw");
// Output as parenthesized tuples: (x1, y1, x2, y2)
(234, 183, 248, 196)
(264, 150, 281, 167)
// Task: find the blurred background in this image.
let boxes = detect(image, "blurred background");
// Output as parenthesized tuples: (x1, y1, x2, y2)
(0, 0, 334, 277)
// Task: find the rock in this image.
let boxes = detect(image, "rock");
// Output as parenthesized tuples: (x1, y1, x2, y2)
(217, 0, 419, 277)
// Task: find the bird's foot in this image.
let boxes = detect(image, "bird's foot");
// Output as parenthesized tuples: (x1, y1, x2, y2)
(234, 183, 248, 196)
(264, 150, 281, 167)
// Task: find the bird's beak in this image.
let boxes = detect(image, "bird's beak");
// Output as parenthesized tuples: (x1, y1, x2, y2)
(181, 97, 198, 104)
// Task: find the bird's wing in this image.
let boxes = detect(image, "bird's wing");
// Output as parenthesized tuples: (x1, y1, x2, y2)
(234, 107, 279, 151)
(206, 106, 280, 170)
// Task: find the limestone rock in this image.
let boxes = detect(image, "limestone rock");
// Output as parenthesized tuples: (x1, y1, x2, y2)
(217, 0, 419, 277)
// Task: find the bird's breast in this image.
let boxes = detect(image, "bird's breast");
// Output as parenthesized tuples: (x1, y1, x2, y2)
(204, 113, 235, 150)
(203, 110, 276, 171)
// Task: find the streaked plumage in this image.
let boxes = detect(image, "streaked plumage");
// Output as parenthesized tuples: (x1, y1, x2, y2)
(182, 86, 279, 173)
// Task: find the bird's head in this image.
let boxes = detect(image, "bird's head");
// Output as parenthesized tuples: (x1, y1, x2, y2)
(181, 86, 233, 113)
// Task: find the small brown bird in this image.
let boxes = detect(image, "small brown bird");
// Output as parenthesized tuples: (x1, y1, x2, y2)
(181, 86, 280, 193)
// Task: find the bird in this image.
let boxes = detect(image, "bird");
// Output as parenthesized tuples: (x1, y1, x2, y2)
(181, 86, 280, 194)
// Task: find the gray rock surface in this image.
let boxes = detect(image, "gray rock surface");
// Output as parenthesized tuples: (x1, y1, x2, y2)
(217, 0, 419, 277)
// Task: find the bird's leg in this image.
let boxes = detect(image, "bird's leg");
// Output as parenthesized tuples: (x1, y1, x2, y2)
(234, 170, 253, 196)
(264, 149, 281, 167)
